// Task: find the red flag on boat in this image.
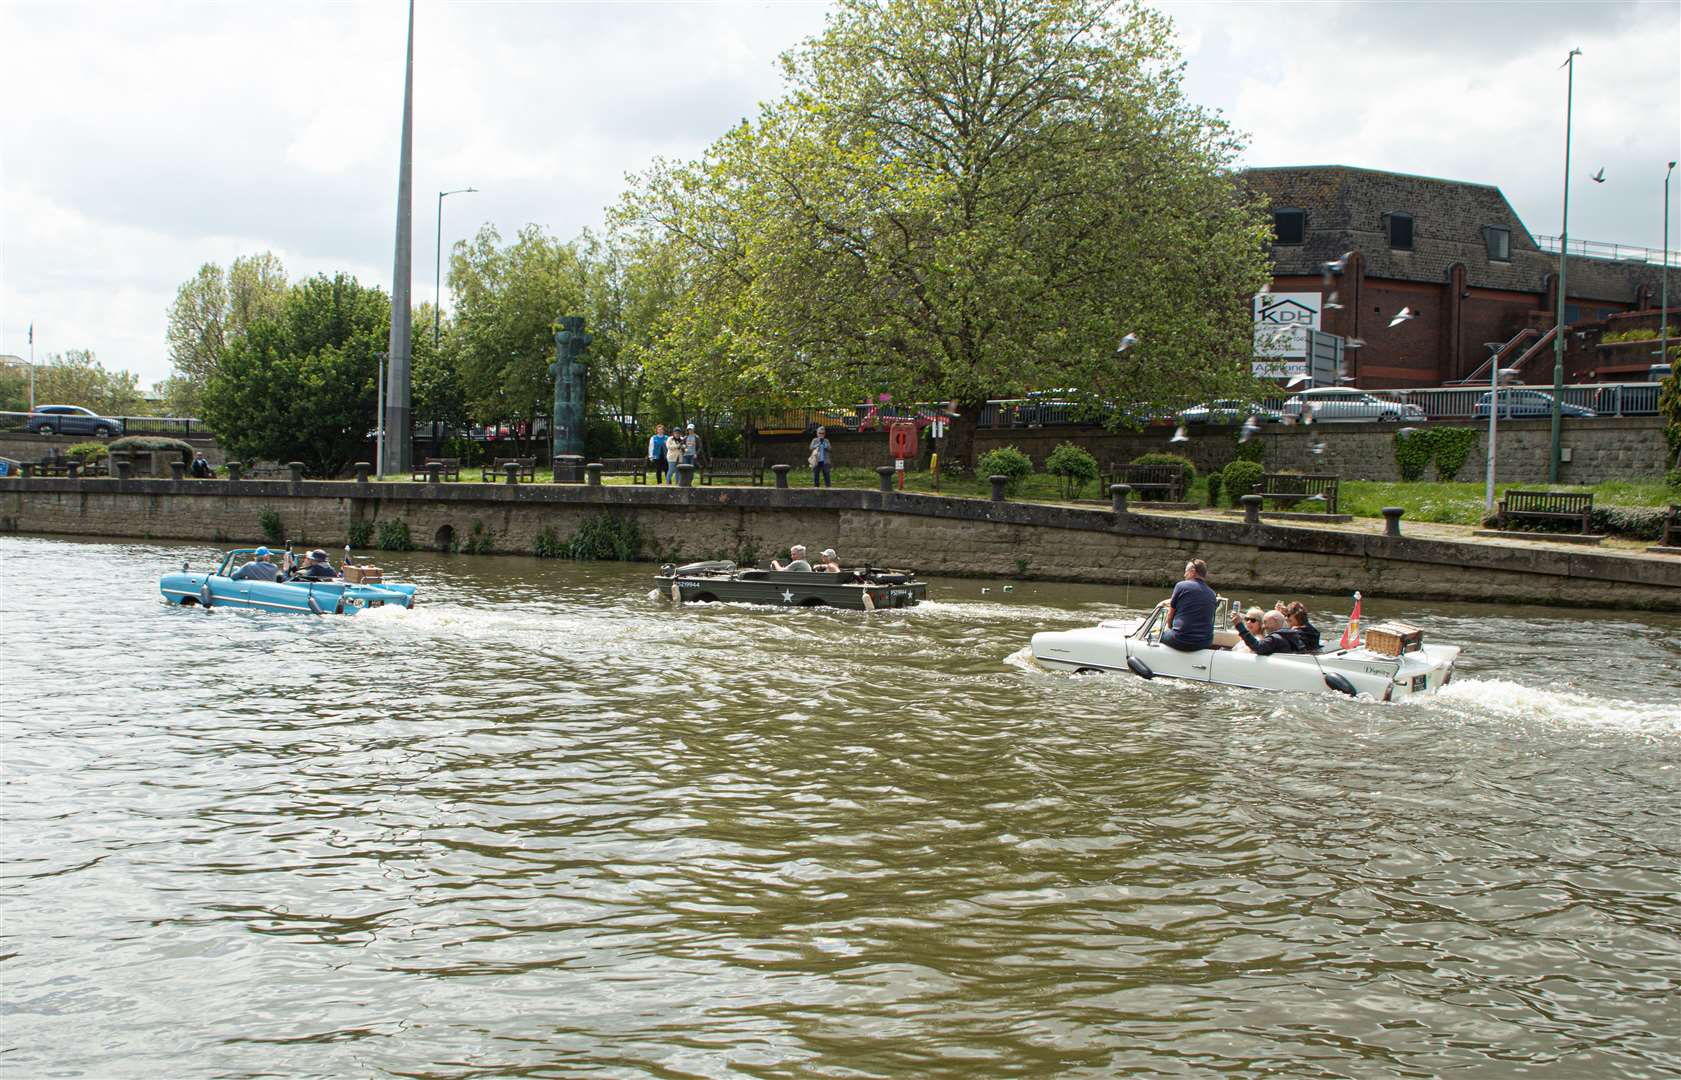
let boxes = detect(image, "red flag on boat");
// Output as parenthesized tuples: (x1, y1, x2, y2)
(1339, 591, 1362, 649)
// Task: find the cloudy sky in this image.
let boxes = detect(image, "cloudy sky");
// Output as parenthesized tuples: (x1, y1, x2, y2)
(2, 0, 1677, 389)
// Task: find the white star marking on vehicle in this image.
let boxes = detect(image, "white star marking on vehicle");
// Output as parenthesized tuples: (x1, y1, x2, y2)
(781, 590, 795, 604)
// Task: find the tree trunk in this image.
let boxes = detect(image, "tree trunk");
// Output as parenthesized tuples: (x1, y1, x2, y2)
(944, 400, 986, 472)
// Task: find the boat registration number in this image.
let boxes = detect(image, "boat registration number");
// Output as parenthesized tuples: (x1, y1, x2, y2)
(1412, 674, 1429, 692)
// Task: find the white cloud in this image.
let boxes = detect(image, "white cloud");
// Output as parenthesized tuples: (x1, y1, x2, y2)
(2, 0, 1675, 389)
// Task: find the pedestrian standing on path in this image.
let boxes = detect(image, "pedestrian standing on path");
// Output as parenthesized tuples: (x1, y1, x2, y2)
(647, 424, 668, 484)
(809, 426, 832, 487)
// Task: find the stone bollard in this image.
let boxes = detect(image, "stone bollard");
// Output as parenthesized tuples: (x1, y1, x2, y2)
(170, 460, 186, 480)
(772, 464, 790, 489)
(226, 461, 242, 483)
(288, 461, 305, 484)
(676, 463, 695, 487)
(877, 466, 896, 493)
(586, 463, 603, 486)
(1242, 494, 1262, 525)
(116, 459, 133, 482)
(1383, 506, 1405, 537)
(426, 462, 441, 484)
(67, 461, 81, 480)
(354, 462, 371, 484)
(505, 462, 521, 486)
(990, 474, 1009, 502)
(1110, 483, 1132, 515)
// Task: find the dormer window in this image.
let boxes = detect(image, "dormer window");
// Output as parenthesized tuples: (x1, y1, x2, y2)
(1384, 211, 1414, 250)
(1272, 208, 1305, 245)
(1483, 226, 1511, 261)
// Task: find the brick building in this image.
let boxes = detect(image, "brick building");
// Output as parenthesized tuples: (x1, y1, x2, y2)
(1244, 165, 1672, 387)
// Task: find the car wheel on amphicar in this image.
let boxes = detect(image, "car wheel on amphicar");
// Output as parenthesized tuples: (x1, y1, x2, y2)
(160, 548, 417, 615)
(1030, 595, 1458, 702)
(656, 561, 926, 611)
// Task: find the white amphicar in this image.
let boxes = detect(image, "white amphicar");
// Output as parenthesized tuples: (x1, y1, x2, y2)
(1029, 596, 1459, 702)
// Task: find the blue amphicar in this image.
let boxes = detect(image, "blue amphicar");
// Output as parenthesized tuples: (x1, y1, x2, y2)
(160, 548, 417, 615)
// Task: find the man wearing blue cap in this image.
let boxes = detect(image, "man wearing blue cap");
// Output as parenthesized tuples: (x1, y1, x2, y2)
(232, 547, 279, 582)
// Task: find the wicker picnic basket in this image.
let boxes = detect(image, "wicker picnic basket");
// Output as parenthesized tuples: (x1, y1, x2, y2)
(1364, 621, 1423, 656)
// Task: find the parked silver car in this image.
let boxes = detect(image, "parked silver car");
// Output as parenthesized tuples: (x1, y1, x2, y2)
(26, 405, 124, 437)
(1281, 388, 1425, 423)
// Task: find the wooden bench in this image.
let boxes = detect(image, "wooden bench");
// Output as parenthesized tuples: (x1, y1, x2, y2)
(1253, 473, 1340, 513)
(481, 457, 536, 483)
(35, 460, 72, 477)
(1496, 490, 1593, 533)
(412, 457, 462, 482)
(596, 457, 648, 483)
(1663, 503, 1680, 548)
(1101, 462, 1186, 502)
(701, 457, 767, 485)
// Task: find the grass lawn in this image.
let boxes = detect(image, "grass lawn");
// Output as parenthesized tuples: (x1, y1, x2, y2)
(383, 462, 1677, 527)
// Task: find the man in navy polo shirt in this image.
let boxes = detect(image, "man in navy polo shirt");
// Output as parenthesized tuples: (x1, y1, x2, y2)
(1160, 558, 1215, 651)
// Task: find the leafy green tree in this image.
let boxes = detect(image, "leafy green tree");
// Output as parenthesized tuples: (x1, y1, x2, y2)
(165, 253, 288, 415)
(199, 274, 389, 476)
(1, 350, 146, 414)
(618, 0, 1271, 465)
(450, 224, 591, 451)
(411, 302, 470, 449)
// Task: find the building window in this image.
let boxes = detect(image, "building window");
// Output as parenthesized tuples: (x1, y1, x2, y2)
(1564, 303, 1581, 324)
(1483, 226, 1510, 261)
(1272, 208, 1305, 245)
(1384, 211, 1414, 250)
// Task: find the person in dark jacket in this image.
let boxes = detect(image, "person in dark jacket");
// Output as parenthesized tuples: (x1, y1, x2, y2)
(1277, 601, 1321, 651)
(190, 453, 215, 478)
(295, 549, 338, 581)
(1231, 609, 1307, 655)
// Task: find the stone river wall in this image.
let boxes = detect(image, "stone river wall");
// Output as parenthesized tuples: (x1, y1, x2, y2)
(3, 476, 1678, 610)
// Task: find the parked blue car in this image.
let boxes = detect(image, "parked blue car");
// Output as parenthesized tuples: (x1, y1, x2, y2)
(27, 404, 124, 437)
(1471, 390, 1595, 420)
(160, 549, 417, 615)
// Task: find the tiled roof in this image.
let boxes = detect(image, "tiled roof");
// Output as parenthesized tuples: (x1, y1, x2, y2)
(1242, 165, 1661, 303)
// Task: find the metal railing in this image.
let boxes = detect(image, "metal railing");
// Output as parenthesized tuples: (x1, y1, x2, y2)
(1533, 234, 1681, 267)
(0, 411, 209, 436)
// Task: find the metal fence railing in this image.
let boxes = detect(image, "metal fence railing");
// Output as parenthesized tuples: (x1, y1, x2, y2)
(0, 411, 209, 437)
(1532, 234, 1681, 267)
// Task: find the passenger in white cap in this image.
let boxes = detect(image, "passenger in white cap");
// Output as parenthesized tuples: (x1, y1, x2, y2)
(232, 546, 279, 582)
(815, 548, 841, 572)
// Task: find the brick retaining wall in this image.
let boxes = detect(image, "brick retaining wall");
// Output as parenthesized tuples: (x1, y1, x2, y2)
(4, 477, 1678, 610)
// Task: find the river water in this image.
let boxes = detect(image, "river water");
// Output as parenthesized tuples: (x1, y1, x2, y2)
(2, 535, 1678, 1079)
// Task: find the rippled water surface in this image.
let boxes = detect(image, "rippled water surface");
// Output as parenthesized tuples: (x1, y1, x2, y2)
(3, 535, 1679, 1078)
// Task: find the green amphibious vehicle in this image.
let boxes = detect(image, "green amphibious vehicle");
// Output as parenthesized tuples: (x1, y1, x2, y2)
(656, 561, 926, 611)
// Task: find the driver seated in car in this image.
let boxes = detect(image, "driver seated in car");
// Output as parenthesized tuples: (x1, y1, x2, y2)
(231, 547, 279, 582)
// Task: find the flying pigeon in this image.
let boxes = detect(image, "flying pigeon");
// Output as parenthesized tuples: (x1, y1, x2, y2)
(1258, 281, 1272, 295)
(1285, 373, 1313, 389)
(1170, 424, 1190, 444)
(1388, 307, 1418, 328)
(1239, 416, 1261, 444)
(1301, 403, 1316, 426)
(1324, 256, 1347, 275)
(1116, 332, 1139, 353)
(1309, 437, 1327, 456)
(1346, 338, 1366, 350)
(1591, 167, 1606, 183)
(1397, 427, 1420, 438)
(1325, 291, 1343, 310)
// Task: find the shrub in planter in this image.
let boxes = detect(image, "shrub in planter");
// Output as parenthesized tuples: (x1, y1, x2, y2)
(65, 442, 108, 463)
(1044, 442, 1098, 499)
(977, 446, 1033, 493)
(1220, 460, 1264, 507)
(1592, 506, 1667, 541)
(1207, 469, 1223, 507)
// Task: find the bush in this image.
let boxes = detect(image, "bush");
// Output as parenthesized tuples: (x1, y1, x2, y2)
(109, 435, 196, 467)
(562, 513, 642, 561)
(1129, 452, 1196, 489)
(1431, 428, 1479, 481)
(65, 442, 108, 463)
(1666, 467, 1681, 493)
(346, 519, 374, 549)
(1593, 506, 1668, 541)
(1394, 427, 1480, 482)
(1044, 442, 1098, 499)
(257, 508, 284, 544)
(1394, 428, 1432, 481)
(1661, 373, 1681, 459)
(376, 519, 414, 551)
(1221, 460, 1264, 506)
(461, 519, 494, 555)
(1232, 436, 1265, 464)
(533, 525, 567, 559)
(1207, 470, 1223, 507)
(977, 446, 1033, 493)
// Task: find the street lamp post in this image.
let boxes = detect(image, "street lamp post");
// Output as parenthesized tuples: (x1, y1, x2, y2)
(375, 351, 388, 480)
(1549, 47, 1581, 483)
(1663, 161, 1676, 368)
(435, 187, 478, 347)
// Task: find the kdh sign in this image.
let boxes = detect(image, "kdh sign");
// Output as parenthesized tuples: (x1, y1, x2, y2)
(1252, 293, 1322, 359)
